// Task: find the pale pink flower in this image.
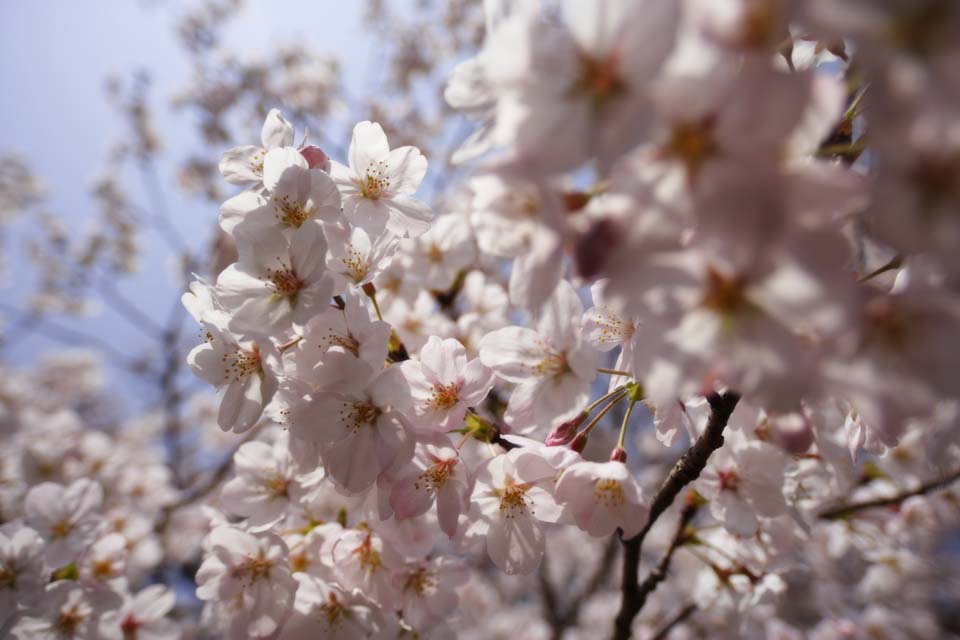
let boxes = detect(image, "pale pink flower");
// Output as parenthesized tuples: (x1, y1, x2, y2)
(218, 108, 295, 185)
(195, 526, 298, 639)
(479, 280, 597, 434)
(331, 121, 432, 238)
(555, 460, 647, 538)
(98, 585, 178, 640)
(400, 336, 494, 430)
(466, 448, 562, 575)
(390, 441, 471, 538)
(392, 557, 469, 629)
(24, 479, 103, 567)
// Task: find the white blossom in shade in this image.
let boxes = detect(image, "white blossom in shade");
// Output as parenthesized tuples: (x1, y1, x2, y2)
(324, 221, 400, 289)
(392, 557, 469, 629)
(216, 221, 333, 333)
(408, 213, 476, 291)
(582, 279, 642, 391)
(195, 526, 298, 640)
(77, 532, 127, 590)
(289, 289, 390, 393)
(554, 460, 647, 538)
(219, 108, 296, 185)
(220, 435, 307, 532)
(185, 305, 280, 434)
(24, 478, 103, 567)
(697, 438, 790, 537)
(330, 121, 432, 238)
(0, 524, 45, 612)
(464, 0, 681, 174)
(287, 366, 414, 494)
(383, 290, 455, 354)
(479, 280, 598, 435)
(11, 582, 96, 640)
(389, 440, 471, 538)
(278, 575, 392, 640)
(329, 527, 402, 609)
(466, 448, 563, 575)
(400, 336, 494, 431)
(220, 153, 341, 236)
(98, 585, 178, 640)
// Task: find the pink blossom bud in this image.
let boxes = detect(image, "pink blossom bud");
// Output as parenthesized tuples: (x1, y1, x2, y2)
(300, 145, 331, 172)
(570, 432, 588, 453)
(609, 446, 627, 463)
(545, 413, 587, 446)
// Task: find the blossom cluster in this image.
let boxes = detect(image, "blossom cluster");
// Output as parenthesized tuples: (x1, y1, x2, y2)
(173, 0, 960, 638)
(0, 353, 180, 638)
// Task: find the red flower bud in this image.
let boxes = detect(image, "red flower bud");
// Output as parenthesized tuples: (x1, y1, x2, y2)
(300, 145, 331, 173)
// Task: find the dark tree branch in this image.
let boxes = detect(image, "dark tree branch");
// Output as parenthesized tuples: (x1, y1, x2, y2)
(651, 604, 696, 640)
(612, 391, 740, 640)
(819, 467, 960, 520)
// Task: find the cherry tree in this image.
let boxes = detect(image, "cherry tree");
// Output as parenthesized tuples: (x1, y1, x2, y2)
(2, 1, 960, 639)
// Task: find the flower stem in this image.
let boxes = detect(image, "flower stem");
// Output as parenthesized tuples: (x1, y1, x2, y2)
(580, 392, 628, 437)
(597, 367, 632, 377)
(364, 286, 383, 321)
(617, 396, 639, 451)
(585, 385, 628, 415)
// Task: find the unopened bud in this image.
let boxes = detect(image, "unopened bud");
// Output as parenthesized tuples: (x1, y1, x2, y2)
(570, 432, 588, 453)
(361, 282, 377, 297)
(300, 145, 331, 173)
(545, 412, 587, 446)
(609, 446, 627, 463)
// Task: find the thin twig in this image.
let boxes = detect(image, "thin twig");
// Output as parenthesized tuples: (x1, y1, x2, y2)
(651, 604, 696, 640)
(612, 391, 740, 640)
(819, 467, 960, 520)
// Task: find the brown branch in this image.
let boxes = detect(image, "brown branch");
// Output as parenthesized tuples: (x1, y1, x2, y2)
(612, 391, 740, 640)
(651, 604, 696, 640)
(819, 467, 960, 520)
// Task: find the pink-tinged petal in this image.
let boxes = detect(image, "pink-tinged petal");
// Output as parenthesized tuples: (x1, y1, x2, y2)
(260, 108, 294, 149)
(288, 393, 353, 444)
(478, 326, 547, 383)
(343, 195, 388, 237)
(525, 486, 563, 524)
(711, 492, 758, 537)
(459, 358, 495, 406)
(435, 485, 462, 539)
(263, 147, 308, 192)
(508, 232, 563, 311)
(384, 145, 427, 194)
(219, 190, 269, 234)
(386, 195, 433, 239)
(219, 374, 264, 433)
(324, 429, 379, 493)
(390, 471, 434, 519)
(349, 121, 390, 173)
(219, 145, 262, 184)
(306, 169, 343, 222)
(487, 513, 543, 575)
(536, 279, 584, 351)
(419, 336, 467, 383)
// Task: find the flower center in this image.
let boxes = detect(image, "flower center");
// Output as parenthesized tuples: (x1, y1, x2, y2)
(340, 401, 382, 432)
(319, 592, 347, 628)
(51, 520, 73, 539)
(242, 550, 273, 582)
(267, 266, 302, 298)
(415, 459, 456, 494)
(56, 607, 84, 635)
(574, 53, 625, 108)
(497, 477, 533, 519)
(701, 266, 751, 315)
(340, 245, 370, 282)
(222, 343, 261, 383)
(428, 381, 461, 411)
(718, 469, 741, 492)
(594, 478, 625, 507)
(361, 161, 390, 199)
(403, 567, 438, 597)
(273, 194, 311, 228)
(0, 566, 16, 588)
(534, 344, 570, 377)
(664, 118, 717, 179)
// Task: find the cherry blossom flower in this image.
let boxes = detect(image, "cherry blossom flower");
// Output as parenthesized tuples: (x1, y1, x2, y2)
(400, 336, 494, 431)
(0, 524, 45, 612)
(98, 585, 178, 640)
(480, 281, 598, 434)
(195, 526, 298, 640)
(389, 440, 471, 538)
(24, 479, 103, 567)
(219, 108, 296, 186)
(467, 448, 563, 575)
(331, 121, 432, 238)
(555, 460, 647, 538)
